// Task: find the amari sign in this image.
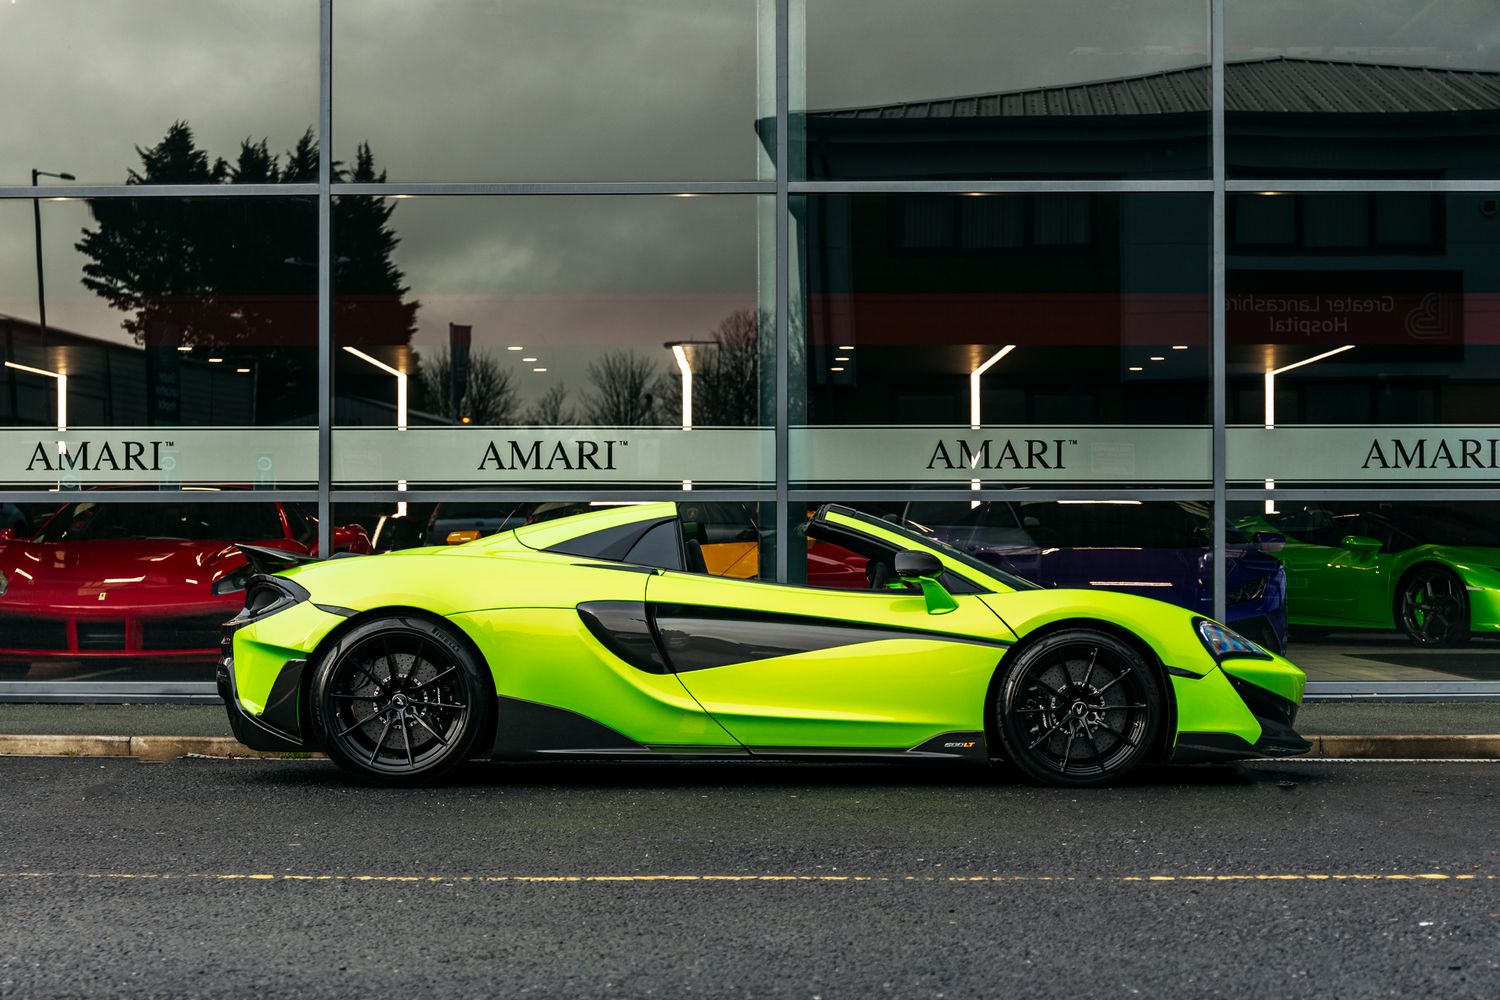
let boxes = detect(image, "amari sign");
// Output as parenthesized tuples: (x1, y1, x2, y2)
(790, 427, 1211, 484)
(1229, 426, 1500, 483)
(1, 428, 316, 486)
(333, 427, 773, 486)
(7, 424, 1494, 489)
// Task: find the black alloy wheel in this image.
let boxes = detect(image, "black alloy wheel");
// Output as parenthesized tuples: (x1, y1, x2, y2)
(310, 616, 492, 785)
(994, 630, 1161, 787)
(1398, 566, 1469, 647)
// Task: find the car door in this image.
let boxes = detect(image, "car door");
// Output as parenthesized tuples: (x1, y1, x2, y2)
(644, 571, 1014, 753)
(1273, 506, 1388, 625)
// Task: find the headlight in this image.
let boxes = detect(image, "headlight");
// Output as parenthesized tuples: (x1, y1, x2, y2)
(1226, 575, 1268, 606)
(1194, 617, 1272, 663)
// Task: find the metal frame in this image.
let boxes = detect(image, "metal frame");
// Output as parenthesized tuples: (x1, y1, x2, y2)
(3, 0, 1497, 701)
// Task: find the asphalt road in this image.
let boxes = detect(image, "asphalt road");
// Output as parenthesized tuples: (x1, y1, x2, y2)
(1, 756, 1497, 998)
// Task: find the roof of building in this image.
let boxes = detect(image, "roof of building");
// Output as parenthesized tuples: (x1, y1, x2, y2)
(811, 57, 1500, 120)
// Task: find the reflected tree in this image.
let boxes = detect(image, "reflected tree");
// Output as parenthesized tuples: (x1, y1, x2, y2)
(523, 382, 574, 426)
(74, 122, 415, 424)
(653, 309, 768, 426)
(416, 348, 519, 425)
(582, 350, 665, 425)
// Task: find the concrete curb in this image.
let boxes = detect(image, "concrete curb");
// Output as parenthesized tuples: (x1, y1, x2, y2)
(0, 734, 322, 762)
(1306, 734, 1500, 759)
(1, 733, 1498, 762)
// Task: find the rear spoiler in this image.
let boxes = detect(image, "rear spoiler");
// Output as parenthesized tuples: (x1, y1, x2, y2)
(211, 544, 319, 596)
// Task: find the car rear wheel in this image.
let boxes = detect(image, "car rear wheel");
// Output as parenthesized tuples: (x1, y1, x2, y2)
(310, 616, 492, 786)
(1397, 566, 1469, 647)
(994, 630, 1161, 788)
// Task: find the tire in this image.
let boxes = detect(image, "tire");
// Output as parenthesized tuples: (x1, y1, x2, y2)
(994, 630, 1162, 788)
(1397, 566, 1469, 647)
(309, 615, 493, 786)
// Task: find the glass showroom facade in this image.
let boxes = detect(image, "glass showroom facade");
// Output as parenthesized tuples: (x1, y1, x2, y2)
(1, 0, 1498, 699)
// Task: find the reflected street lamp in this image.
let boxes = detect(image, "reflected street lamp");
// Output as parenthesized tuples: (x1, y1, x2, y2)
(1262, 344, 1355, 512)
(32, 169, 75, 333)
(664, 339, 714, 491)
(5, 360, 67, 432)
(343, 346, 408, 515)
(969, 345, 1017, 503)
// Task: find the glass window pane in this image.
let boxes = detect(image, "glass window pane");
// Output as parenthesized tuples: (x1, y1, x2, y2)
(1231, 499, 1500, 682)
(0, 0, 319, 186)
(1226, 0, 1500, 178)
(0, 498, 322, 684)
(1226, 192, 1500, 488)
(1, 198, 318, 490)
(794, 0, 1209, 180)
(792, 193, 1211, 489)
(334, 0, 772, 182)
(337, 500, 775, 579)
(332, 195, 772, 490)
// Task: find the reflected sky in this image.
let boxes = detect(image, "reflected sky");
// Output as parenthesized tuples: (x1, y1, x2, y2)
(2, 0, 1497, 391)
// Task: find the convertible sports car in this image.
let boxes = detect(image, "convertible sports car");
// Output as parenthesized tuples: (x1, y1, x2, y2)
(220, 502, 1310, 787)
(1239, 501, 1500, 647)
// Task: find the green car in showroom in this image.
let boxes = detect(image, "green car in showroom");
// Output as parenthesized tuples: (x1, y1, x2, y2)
(219, 502, 1309, 787)
(1240, 502, 1500, 647)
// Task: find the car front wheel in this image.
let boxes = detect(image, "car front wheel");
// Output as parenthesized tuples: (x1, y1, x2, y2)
(1398, 566, 1469, 647)
(994, 629, 1162, 788)
(310, 615, 493, 786)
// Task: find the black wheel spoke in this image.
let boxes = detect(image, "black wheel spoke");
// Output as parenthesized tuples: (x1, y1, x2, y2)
(1084, 729, 1105, 766)
(401, 717, 415, 768)
(409, 712, 449, 747)
(336, 710, 384, 738)
(1080, 648, 1098, 694)
(1030, 676, 1066, 700)
(383, 635, 401, 687)
(1027, 719, 1066, 751)
(410, 666, 457, 691)
(353, 661, 389, 694)
(329, 693, 379, 701)
(1094, 668, 1132, 695)
(367, 717, 395, 764)
(1101, 703, 1148, 711)
(418, 701, 466, 710)
(1059, 730, 1077, 772)
(1094, 720, 1138, 747)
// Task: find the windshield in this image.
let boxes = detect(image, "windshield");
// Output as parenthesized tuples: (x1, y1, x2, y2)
(34, 502, 285, 543)
(821, 505, 1041, 591)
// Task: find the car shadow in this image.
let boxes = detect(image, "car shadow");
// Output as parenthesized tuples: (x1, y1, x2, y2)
(227, 755, 1321, 793)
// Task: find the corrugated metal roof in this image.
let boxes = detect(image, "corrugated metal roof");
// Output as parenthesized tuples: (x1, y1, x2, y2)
(812, 58, 1500, 120)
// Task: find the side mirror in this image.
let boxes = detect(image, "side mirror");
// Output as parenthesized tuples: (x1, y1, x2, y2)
(893, 549, 959, 615)
(1340, 534, 1381, 557)
(1253, 531, 1286, 554)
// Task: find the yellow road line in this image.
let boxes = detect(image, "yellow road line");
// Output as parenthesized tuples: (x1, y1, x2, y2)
(0, 872, 1494, 884)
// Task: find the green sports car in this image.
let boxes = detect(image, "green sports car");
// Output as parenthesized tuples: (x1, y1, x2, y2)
(218, 502, 1310, 787)
(1240, 502, 1500, 647)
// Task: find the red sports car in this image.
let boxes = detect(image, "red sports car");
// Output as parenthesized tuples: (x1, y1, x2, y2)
(0, 500, 369, 675)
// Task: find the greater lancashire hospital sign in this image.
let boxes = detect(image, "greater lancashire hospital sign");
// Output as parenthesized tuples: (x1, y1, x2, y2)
(4, 424, 1499, 488)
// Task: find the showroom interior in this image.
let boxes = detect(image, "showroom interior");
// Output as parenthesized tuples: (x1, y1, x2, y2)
(1, 0, 1498, 700)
